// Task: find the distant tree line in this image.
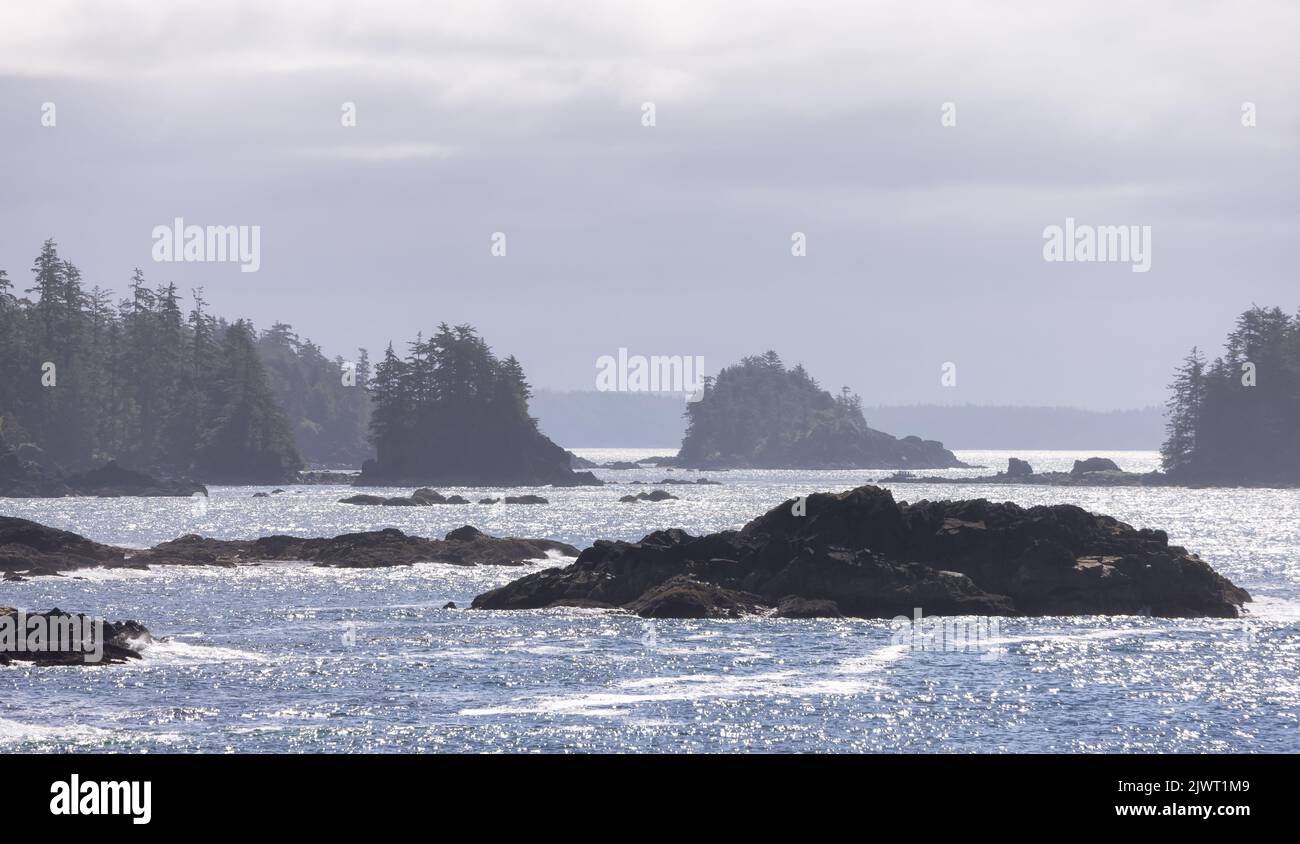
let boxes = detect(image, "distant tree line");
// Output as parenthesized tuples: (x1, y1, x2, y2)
(1162, 305, 1300, 484)
(0, 239, 344, 482)
(256, 324, 372, 467)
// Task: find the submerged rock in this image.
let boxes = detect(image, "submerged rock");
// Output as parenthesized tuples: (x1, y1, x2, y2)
(341, 489, 523, 506)
(472, 485, 1250, 619)
(886, 455, 1163, 488)
(619, 490, 679, 503)
(503, 495, 548, 504)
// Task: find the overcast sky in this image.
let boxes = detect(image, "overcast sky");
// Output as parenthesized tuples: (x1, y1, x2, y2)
(2, 1, 1296, 408)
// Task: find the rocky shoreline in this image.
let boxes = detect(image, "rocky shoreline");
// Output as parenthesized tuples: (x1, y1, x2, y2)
(472, 484, 1250, 619)
(1, 440, 206, 498)
(882, 456, 1300, 489)
(2, 484, 1253, 626)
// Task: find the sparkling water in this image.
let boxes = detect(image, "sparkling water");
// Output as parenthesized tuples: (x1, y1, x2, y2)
(2, 450, 1297, 752)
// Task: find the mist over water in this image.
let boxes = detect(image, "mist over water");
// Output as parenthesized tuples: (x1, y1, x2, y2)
(2, 449, 1298, 753)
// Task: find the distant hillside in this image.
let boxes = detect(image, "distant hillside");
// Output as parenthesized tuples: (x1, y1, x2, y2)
(531, 390, 688, 448)
(863, 404, 1165, 450)
(532, 392, 1165, 451)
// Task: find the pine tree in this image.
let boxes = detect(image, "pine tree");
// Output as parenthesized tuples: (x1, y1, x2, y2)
(1161, 347, 1206, 474)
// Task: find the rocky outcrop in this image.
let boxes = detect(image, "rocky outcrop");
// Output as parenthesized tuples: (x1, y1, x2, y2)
(0, 607, 151, 666)
(472, 485, 1250, 619)
(568, 452, 599, 470)
(0, 516, 579, 575)
(340, 488, 470, 506)
(0, 436, 205, 498)
(1006, 457, 1034, 478)
(619, 490, 678, 503)
(0, 517, 131, 576)
(62, 461, 206, 497)
(1072, 457, 1122, 476)
(885, 456, 1168, 487)
(129, 525, 579, 569)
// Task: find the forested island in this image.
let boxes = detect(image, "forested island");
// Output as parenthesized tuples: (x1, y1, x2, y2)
(1, 240, 589, 489)
(358, 325, 600, 486)
(1161, 305, 1300, 485)
(674, 352, 964, 469)
(4, 240, 1295, 491)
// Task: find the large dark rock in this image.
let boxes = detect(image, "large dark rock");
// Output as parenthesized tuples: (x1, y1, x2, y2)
(472, 485, 1250, 619)
(1072, 457, 1122, 476)
(0, 516, 130, 576)
(62, 461, 207, 497)
(0, 435, 205, 498)
(1006, 457, 1034, 478)
(0, 607, 151, 666)
(0, 516, 579, 574)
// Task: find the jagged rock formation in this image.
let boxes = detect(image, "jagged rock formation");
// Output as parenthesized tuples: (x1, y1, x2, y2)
(472, 485, 1249, 619)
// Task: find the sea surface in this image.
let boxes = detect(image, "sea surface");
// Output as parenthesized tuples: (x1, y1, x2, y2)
(2, 449, 1298, 753)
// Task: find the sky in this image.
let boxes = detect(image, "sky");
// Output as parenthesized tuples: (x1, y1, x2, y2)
(1, 0, 1296, 409)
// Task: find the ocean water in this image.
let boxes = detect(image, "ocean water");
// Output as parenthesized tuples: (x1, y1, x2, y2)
(1, 449, 1298, 753)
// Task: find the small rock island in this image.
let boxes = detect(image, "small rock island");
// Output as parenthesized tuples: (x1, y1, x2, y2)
(472, 485, 1249, 619)
(670, 352, 965, 470)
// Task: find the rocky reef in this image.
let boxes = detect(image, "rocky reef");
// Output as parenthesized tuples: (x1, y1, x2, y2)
(884, 457, 1169, 487)
(472, 485, 1250, 619)
(0, 516, 578, 576)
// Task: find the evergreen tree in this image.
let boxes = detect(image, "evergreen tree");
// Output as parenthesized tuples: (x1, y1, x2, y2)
(1161, 347, 1206, 473)
(196, 320, 304, 482)
(0, 240, 308, 483)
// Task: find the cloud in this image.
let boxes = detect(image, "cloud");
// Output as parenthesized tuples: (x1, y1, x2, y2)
(298, 143, 460, 162)
(0, 1, 1296, 407)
